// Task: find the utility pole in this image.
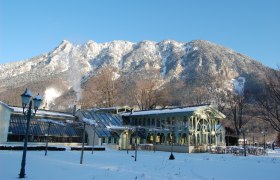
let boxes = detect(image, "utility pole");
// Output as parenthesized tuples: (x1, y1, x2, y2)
(135, 127, 138, 161)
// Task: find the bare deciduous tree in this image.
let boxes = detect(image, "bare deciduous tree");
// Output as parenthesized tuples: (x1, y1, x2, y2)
(277, 133, 280, 145)
(131, 79, 160, 110)
(82, 66, 118, 108)
(226, 90, 252, 142)
(120, 68, 168, 110)
(209, 81, 227, 112)
(256, 68, 280, 132)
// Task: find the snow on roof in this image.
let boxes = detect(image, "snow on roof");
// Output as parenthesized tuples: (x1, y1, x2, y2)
(37, 119, 65, 126)
(90, 106, 131, 112)
(23, 89, 32, 96)
(34, 93, 43, 101)
(82, 118, 98, 126)
(0, 101, 14, 111)
(121, 105, 209, 116)
(11, 106, 75, 118)
(106, 125, 132, 130)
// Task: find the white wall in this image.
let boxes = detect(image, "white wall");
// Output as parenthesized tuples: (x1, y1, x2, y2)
(85, 126, 99, 146)
(0, 102, 12, 143)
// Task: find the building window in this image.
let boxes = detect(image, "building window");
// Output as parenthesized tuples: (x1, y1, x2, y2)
(142, 118, 145, 126)
(161, 119, 165, 128)
(172, 117, 175, 125)
(152, 119, 155, 126)
(167, 118, 170, 126)
(156, 119, 160, 127)
(147, 118, 151, 127)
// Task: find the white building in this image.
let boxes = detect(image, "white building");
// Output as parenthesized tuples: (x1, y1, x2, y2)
(0, 101, 13, 143)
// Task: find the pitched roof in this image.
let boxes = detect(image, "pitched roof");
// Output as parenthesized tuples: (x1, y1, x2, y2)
(121, 104, 225, 119)
(10, 106, 75, 119)
(0, 101, 14, 111)
(121, 105, 208, 116)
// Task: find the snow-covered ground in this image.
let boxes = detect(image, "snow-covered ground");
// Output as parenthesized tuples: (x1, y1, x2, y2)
(1, 148, 279, 180)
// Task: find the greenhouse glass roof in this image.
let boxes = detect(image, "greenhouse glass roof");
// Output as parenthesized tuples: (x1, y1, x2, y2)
(9, 114, 82, 137)
(78, 110, 124, 138)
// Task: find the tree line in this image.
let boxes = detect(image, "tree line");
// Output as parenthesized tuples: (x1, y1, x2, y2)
(1, 65, 279, 144)
(80, 66, 280, 143)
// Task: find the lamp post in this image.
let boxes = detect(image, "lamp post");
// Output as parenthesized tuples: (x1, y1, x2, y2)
(45, 122, 51, 156)
(262, 131, 266, 150)
(126, 130, 129, 154)
(92, 124, 96, 155)
(134, 126, 138, 161)
(169, 127, 175, 160)
(19, 89, 42, 178)
(153, 129, 156, 153)
(80, 122, 86, 164)
(39, 119, 65, 156)
(68, 118, 93, 164)
(241, 129, 248, 157)
(128, 109, 133, 154)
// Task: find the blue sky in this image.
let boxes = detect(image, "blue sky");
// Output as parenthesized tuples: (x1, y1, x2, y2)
(0, 0, 279, 68)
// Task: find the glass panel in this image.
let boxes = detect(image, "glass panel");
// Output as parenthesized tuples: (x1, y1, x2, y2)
(103, 114, 118, 125)
(91, 113, 107, 128)
(114, 115, 123, 125)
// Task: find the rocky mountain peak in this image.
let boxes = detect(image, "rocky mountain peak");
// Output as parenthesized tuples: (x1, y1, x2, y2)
(0, 39, 273, 107)
(53, 40, 74, 54)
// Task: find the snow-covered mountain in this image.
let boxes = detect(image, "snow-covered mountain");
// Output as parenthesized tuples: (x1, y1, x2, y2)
(0, 39, 273, 108)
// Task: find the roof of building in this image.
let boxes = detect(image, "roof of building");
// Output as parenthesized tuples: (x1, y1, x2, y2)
(0, 101, 14, 111)
(89, 106, 132, 114)
(10, 106, 75, 119)
(76, 109, 125, 138)
(121, 104, 226, 119)
(121, 104, 206, 116)
(9, 114, 82, 137)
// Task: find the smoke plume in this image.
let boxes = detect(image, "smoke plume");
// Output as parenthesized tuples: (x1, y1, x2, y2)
(42, 87, 62, 109)
(66, 48, 82, 103)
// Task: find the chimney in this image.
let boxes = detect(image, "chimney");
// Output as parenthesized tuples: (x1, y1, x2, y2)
(73, 105, 77, 116)
(73, 104, 82, 116)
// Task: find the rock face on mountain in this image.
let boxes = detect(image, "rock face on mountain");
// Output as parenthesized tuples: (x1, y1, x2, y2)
(0, 39, 273, 109)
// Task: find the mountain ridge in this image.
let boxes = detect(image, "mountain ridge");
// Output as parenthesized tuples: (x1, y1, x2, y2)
(0, 39, 274, 110)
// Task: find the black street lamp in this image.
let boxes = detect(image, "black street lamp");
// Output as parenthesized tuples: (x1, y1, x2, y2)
(126, 130, 129, 154)
(92, 124, 96, 155)
(67, 119, 92, 164)
(262, 131, 267, 150)
(38, 119, 65, 156)
(134, 126, 138, 161)
(153, 129, 156, 153)
(45, 122, 51, 156)
(80, 122, 86, 164)
(169, 127, 175, 160)
(241, 129, 248, 157)
(128, 109, 133, 154)
(19, 89, 42, 178)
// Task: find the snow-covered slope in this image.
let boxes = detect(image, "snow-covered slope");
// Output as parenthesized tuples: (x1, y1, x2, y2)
(1, 148, 280, 180)
(0, 39, 272, 106)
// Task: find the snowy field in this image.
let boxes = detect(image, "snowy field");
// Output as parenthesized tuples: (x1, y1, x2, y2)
(1, 148, 280, 180)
